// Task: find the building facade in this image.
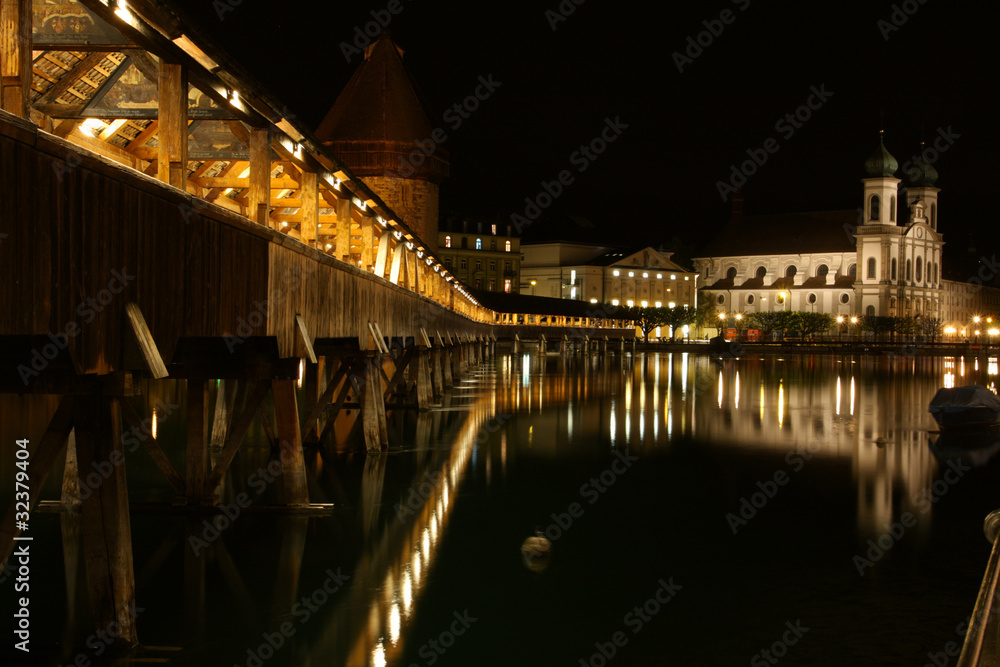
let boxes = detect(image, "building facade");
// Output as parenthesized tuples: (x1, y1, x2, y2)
(520, 243, 698, 307)
(438, 218, 520, 292)
(694, 135, 999, 333)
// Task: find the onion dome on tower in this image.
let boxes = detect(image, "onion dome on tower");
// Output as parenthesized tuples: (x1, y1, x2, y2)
(864, 131, 899, 177)
(316, 31, 449, 253)
(860, 131, 901, 225)
(905, 143, 939, 187)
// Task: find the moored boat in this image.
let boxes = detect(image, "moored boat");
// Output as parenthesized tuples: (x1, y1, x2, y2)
(928, 384, 1000, 429)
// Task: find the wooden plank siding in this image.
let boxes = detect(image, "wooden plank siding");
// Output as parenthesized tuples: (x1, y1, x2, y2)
(0, 110, 492, 375)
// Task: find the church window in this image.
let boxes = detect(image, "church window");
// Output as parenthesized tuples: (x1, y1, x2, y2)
(747, 294, 755, 305)
(848, 264, 857, 276)
(916, 257, 923, 283)
(906, 259, 912, 282)
(840, 293, 850, 304)
(726, 267, 737, 280)
(807, 293, 817, 304)
(816, 264, 829, 277)
(890, 196, 896, 222)
(930, 204, 937, 228)
(866, 305, 876, 317)
(717, 294, 725, 305)
(867, 258, 876, 279)
(755, 266, 767, 279)
(785, 266, 797, 278)
(891, 258, 897, 281)
(444, 235, 452, 248)
(870, 195, 880, 221)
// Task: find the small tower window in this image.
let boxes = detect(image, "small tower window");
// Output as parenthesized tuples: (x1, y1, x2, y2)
(916, 257, 923, 283)
(747, 294, 755, 305)
(890, 196, 896, 222)
(891, 258, 897, 281)
(931, 204, 937, 228)
(848, 263, 857, 277)
(807, 293, 817, 304)
(867, 258, 876, 279)
(476, 238, 482, 250)
(444, 235, 452, 248)
(840, 293, 850, 304)
(906, 259, 912, 282)
(870, 194, 880, 221)
(717, 294, 725, 305)
(866, 305, 876, 317)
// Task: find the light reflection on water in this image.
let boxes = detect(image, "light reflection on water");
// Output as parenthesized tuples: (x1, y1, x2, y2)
(3, 351, 1000, 666)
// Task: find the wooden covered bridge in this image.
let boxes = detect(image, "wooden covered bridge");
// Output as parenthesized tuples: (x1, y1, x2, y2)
(0, 0, 634, 650)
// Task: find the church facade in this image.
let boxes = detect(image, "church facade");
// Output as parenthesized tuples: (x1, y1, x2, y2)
(693, 136, 991, 334)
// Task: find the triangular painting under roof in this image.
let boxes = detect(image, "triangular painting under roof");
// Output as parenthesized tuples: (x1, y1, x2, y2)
(84, 57, 233, 119)
(32, 0, 128, 47)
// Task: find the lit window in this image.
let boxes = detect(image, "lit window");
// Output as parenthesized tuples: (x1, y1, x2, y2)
(641, 300, 648, 307)
(684, 276, 689, 281)
(444, 235, 451, 248)
(657, 273, 662, 279)
(491, 224, 497, 235)
(612, 299, 620, 306)
(626, 300, 634, 307)
(643, 272, 649, 278)
(669, 302, 676, 308)
(476, 238, 482, 250)
(628, 271, 635, 277)
(670, 274, 676, 280)
(504, 279, 511, 293)
(590, 298, 598, 304)
(613, 270, 620, 277)
(505, 240, 511, 252)
(655, 301, 662, 307)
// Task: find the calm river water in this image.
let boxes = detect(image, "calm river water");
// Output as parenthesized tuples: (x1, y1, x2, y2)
(4, 349, 1000, 666)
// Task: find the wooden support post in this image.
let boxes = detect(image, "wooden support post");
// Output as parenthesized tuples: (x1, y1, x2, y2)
(248, 128, 271, 226)
(361, 215, 375, 271)
(186, 380, 210, 504)
(443, 346, 454, 387)
(416, 347, 432, 411)
(157, 62, 188, 189)
(61, 429, 81, 507)
(431, 348, 444, 398)
(389, 241, 404, 285)
(361, 354, 388, 453)
(210, 379, 236, 449)
(374, 230, 390, 278)
(272, 380, 309, 506)
(335, 199, 351, 261)
(540, 334, 547, 354)
(300, 170, 319, 247)
(74, 394, 138, 648)
(301, 360, 320, 443)
(0, 0, 30, 118)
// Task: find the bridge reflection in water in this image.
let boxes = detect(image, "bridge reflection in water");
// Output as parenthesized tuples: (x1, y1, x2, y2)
(2, 350, 999, 665)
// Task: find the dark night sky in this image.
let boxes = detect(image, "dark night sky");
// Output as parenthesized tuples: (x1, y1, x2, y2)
(173, 0, 998, 259)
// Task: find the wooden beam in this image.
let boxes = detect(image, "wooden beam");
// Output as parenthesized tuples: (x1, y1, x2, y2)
(126, 120, 159, 151)
(272, 380, 309, 505)
(35, 52, 107, 106)
(300, 170, 318, 246)
(120, 400, 184, 496)
(360, 214, 375, 271)
(0, 0, 31, 117)
(335, 198, 352, 262)
(206, 380, 270, 493)
(157, 62, 188, 189)
(193, 176, 301, 189)
(248, 128, 270, 226)
(186, 379, 209, 504)
(374, 230, 390, 278)
(123, 303, 168, 378)
(389, 241, 404, 285)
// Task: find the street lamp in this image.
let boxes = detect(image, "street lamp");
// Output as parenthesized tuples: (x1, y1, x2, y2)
(837, 315, 844, 341)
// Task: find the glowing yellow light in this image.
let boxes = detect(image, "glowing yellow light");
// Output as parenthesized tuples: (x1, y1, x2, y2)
(151, 408, 158, 440)
(837, 316, 844, 323)
(945, 326, 957, 334)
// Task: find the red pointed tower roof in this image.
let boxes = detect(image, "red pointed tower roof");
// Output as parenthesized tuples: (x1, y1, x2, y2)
(316, 32, 449, 183)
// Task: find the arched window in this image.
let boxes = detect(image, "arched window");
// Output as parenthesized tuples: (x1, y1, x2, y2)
(756, 266, 767, 279)
(890, 196, 896, 222)
(785, 265, 797, 278)
(931, 204, 937, 228)
(475, 238, 482, 250)
(933, 263, 938, 284)
(726, 267, 737, 280)
(461, 237, 468, 249)
(866, 305, 876, 317)
(870, 194, 880, 221)
(505, 240, 512, 252)
(444, 235, 452, 248)
(867, 257, 876, 279)
(816, 264, 829, 277)
(906, 259, 912, 282)
(891, 258, 897, 281)
(916, 257, 923, 283)
(848, 263, 857, 276)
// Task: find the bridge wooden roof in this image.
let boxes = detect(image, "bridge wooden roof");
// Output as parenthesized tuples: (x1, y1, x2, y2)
(15, 0, 477, 303)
